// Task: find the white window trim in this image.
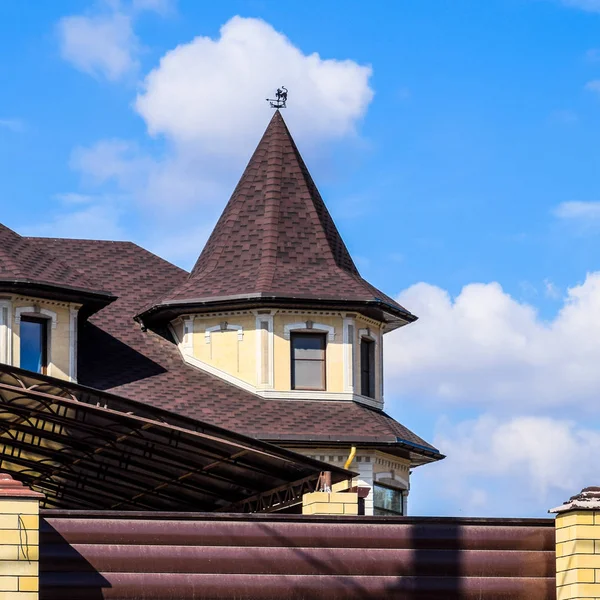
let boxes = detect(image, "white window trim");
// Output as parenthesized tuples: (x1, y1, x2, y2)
(373, 475, 409, 516)
(284, 322, 335, 341)
(342, 316, 355, 393)
(182, 316, 195, 351)
(358, 327, 378, 342)
(15, 306, 57, 329)
(14, 306, 57, 374)
(204, 323, 244, 343)
(0, 300, 12, 365)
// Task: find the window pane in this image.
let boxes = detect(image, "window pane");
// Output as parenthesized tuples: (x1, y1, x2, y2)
(361, 338, 375, 398)
(373, 484, 403, 516)
(292, 334, 325, 359)
(20, 319, 45, 374)
(293, 359, 324, 390)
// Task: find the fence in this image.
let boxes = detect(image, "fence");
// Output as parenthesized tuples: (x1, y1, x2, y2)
(38, 511, 555, 600)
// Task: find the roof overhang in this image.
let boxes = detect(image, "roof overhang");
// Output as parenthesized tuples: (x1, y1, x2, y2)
(0, 365, 353, 512)
(136, 294, 417, 332)
(0, 279, 116, 318)
(260, 435, 445, 467)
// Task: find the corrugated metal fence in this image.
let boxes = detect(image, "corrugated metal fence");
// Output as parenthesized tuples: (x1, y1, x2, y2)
(39, 511, 555, 600)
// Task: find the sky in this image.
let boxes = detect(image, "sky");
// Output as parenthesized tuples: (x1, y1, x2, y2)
(1, 0, 600, 517)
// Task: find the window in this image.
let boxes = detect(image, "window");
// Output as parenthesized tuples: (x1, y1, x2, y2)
(20, 316, 48, 374)
(373, 483, 404, 516)
(291, 333, 326, 390)
(360, 337, 375, 398)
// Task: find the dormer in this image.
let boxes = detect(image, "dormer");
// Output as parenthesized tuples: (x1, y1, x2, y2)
(0, 225, 115, 381)
(137, 111, 416, 409)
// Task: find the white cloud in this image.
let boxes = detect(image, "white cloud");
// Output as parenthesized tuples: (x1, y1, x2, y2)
(135, 16, 373, 154)
(416, 415, 600, 516)
(58, 11, 139, 81)
(562, 0, 600, 12)
(554, 200, 600, 220)
(57, 0, 174, 82)
(385, 273, 600, 411)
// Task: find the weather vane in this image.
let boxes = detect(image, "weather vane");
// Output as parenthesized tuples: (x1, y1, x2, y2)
(266, 86, 288, 109)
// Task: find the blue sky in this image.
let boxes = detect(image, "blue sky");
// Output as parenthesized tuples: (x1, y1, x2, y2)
(1, 0, 600, 517)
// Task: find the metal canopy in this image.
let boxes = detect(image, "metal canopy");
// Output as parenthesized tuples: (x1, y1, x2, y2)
(0, 365, 352, 512)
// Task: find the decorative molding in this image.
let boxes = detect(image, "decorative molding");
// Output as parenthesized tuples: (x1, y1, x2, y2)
(0, 300, 12, 365)
(15, 306, 57, 329)
(259, 389, 383, 409)
(255, 314, 274, 388)
(204, 322, 244, 343)
(182, 317, 195, 351)
(69, 307, 78, 382)
(343, 317, 355, 393)
(375, 471, 409, 489)
(279, 309, 340, 317)
(284, 322, 335, 341)
(379, 323, 385, 403)
(358, 327, 378, 342)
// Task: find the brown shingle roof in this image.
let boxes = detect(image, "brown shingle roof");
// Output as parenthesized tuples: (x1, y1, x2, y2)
(25, 237, 440, 462)
(0, 224, 113, 306)
(143, 111, 414, 323)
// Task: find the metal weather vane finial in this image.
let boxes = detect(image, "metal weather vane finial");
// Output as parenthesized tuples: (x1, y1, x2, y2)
(266, 86, 288, 109)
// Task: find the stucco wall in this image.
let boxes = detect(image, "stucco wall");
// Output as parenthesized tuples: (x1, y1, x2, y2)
(180, 310, 385, 402)
(191, 314, 258, 387)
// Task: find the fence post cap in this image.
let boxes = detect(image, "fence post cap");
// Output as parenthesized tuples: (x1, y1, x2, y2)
(549, 486, 600, 514)
(0, 473, 44, 499)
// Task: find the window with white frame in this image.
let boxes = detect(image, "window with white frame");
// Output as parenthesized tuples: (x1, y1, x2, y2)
(20, 316, 49, 375)
(373, 482, 404, 516)
(291, 332, 327, 391)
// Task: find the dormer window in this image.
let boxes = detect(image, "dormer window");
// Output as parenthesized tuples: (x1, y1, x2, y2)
(20, 316, 49, 375)
(291, 332, 326, 391)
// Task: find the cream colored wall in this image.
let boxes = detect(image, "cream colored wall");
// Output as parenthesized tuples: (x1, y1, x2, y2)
(181, 310, 384, 399)
(191, 313, 257, 386)
(10, 296, 77, 381)
(273, 313, 344, 392)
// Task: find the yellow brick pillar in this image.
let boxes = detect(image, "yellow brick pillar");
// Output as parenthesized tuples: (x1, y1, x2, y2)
(550, 486, 600, 600)
(302, 491, 359, 515)
(0, 473, 43, 600)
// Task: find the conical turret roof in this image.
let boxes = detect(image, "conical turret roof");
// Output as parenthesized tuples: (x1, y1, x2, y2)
(142, 111, 414, 326)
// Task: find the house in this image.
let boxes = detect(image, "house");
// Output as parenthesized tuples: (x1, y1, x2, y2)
(0, 110, 442, 515)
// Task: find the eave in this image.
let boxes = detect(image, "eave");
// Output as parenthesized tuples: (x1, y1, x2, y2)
(0, 279, 116, 318)
(136, 294, 417, 332)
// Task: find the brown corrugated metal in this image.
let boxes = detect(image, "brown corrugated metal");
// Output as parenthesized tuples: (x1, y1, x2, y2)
(40, 512, 556, 600)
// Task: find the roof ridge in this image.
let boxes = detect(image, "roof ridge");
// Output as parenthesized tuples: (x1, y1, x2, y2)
(255, 111, 284, 291)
